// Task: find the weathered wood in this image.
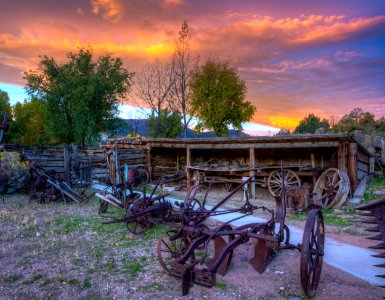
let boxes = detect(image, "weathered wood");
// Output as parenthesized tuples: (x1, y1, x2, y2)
(338, 141, 348, 173)
(311, 153, 315, 168)
(357, 161, 369, 173)
(369, 157, 375, 174)
(186, 147, 191, 188)
(249, 147, 256, 200)
(64, 147, 70, 183)
(382, 138, 385, 165)
(348, 143, 358, 191)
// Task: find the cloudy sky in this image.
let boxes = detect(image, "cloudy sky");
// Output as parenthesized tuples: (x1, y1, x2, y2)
(0, 0, 384, 130)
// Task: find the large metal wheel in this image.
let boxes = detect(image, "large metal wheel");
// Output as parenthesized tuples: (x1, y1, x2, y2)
(313, 168, 350, 209)
(157, 229, 190, 274)
(300, 209, 325, 297)
(267, 169, 301, 197)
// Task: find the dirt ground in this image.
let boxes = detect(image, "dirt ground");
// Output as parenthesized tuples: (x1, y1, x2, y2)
(0, 191, 384, 300)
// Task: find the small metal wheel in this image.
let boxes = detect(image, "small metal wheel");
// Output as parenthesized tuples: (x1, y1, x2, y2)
(268, 169, 301, 197)
(134, 166, 150, 186)
(157, 229, 189, 274)
(125, 202, 150, 235)
(300, 209, 325, 297)
(313, 168, 350, 209)
(286, 186, 306, 210)
(98, 200, 109, 214)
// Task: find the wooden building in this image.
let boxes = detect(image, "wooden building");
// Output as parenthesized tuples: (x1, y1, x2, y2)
(104, 133, 374, 199)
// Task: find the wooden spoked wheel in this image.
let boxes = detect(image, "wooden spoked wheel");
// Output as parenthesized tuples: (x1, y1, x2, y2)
(157, 229, 189, 274)
(300, 209, 325, 297)
(313, 168, 350, 209)
(220, 159, 240, 192)
(286, 186, 306, 210)
(267, 169, 301, 197)
(192, 170, 201, 185)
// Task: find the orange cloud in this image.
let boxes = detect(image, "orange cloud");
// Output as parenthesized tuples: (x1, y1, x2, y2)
(90, 0, 123, 23)
(163, 0, 184, 5)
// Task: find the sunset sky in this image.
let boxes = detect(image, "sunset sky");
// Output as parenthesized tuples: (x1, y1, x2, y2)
(0, 0, 384, 132)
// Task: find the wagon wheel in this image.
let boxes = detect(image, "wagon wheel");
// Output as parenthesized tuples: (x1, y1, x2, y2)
(286, 186, 306, 210)
(220, 159, 240, 192)
(267, 169, 301, 197)
(151, 198, 173, 221)
(192, 170, 201, 185)
(313, 168, 350, 209)
(300, 209, 325, 297)
(157, 229, 190, 274)
(135, 166, 150, 186)
(125, 202, 150, 235)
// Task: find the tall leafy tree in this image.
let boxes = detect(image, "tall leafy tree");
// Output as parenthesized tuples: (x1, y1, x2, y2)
(0, 90, 12, 118)
(331, 107, 376, 133)
(189, 58, 256, 135)
(147, 109, 182, 138)
(24, 48, 134, 146)
(9, 98, 50, 145)
(172, 20, 198, 138)
(294, 113, 329, 134)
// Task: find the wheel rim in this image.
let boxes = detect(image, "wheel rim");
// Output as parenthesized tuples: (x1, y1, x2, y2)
(313, 168, 350, 209)
(157, 230, 189, 274)
(135, 167, 150, 186)
(268, 169, 301, 197)
(125, 202, 150, 235)
(300, 209, 325, 297)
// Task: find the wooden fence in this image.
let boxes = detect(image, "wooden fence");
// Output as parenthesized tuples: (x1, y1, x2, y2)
(1, 144, 148, 184)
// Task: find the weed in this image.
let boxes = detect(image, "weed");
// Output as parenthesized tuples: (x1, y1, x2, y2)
(363, 178, 385, 203)
(82, 279, 92, 289)
(103, 257, 116, 272)
(3, 274, 22, 283)
(127, 261, 144, 279)
(216, 281, 227, 290)
(22, 273, 44, 285)
(66, 278, 79, 285)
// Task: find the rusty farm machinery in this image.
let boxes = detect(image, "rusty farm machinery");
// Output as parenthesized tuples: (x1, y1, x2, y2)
(98, 167, 325, 297)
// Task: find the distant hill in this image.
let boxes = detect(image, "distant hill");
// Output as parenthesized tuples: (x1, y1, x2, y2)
(118, 119, 249, 138)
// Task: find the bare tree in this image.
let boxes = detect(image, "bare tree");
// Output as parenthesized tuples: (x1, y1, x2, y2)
(172, 20, 199, 138)
(135, 60, 175, 137)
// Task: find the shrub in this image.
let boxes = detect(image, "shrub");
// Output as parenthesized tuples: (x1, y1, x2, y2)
(0, 152, 30, 193)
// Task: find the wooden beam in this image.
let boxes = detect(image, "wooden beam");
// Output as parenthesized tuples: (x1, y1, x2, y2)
(338, 141, 348, 172)
(311, 153, 315, 168)
(369, 157, 375, 174)
(147, 146, 152, 180)
(141, 141, 340, 150)
(382, 138, 385, 166)
(63, 147, 70, 183)
(348, 143, 358, 191)
(186, 147, 191, 189)
(249, 147, 256, 200)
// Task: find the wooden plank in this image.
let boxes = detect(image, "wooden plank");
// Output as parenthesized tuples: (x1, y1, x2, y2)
(186, 147, 191, 188)
(369, 157, 375, 174)
(143, 141, 341, 150)
(348, 143, 358, 191)
(64, 147, 70, 183)
(357, 161, 368, 173)
(338, 141, 348, 172)
(249, 147, 256, 200)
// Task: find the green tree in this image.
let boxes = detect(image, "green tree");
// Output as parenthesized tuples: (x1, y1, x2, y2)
(189, 58, 256, 135)
(9, 98, 50, 145)
(24, 48, 134, 146)
(0, 90, 12, 118)
(294, 113, 329, 134)
(331, 108, 376, 133)
(147, 109, 182, 138)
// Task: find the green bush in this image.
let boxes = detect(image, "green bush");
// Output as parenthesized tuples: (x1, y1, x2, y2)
(0, 152, 30, 192)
